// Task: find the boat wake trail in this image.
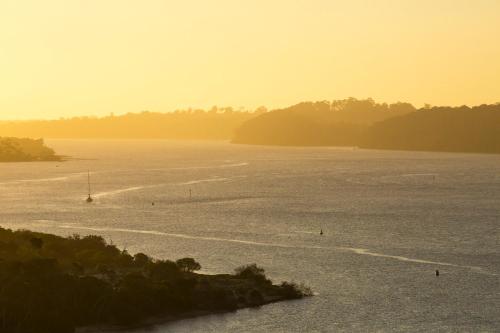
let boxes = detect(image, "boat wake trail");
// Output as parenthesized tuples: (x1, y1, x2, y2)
(293, 230, 320, 235)
(57, 225, 324, 249)
(93, 184, 165, 198)
(336, 247, 497, 276)
(178, 177, 230, 186)
(93, 187, 144, 198)
(19, 176, 71, 182)
(149, 162, 249, 171)
(0, 172, 88, 185)
(337, 247, 460, 266)
(218, 162, 249, 168)
(56, 225, 497, 277)
(88, 175, 243, 199)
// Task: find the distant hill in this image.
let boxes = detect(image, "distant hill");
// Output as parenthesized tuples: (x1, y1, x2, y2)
(231, 98, 415, 146)
(362, 105, 500, 154)
(0, 108, 264, 140)
(232, 100, 500, 154)
(0, 137, 61, 162)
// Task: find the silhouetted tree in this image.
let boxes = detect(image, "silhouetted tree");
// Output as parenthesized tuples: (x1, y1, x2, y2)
(0, 227, 309, 332)
(133, 253, 150, 267)
(176, 258, 201, 272)
(234, 264, 270, 285)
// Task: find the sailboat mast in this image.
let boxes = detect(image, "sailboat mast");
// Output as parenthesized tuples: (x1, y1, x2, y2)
(87, 170, 91, 196)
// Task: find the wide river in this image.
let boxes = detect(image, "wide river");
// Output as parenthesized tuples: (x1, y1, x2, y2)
(1, 140, 499, 332)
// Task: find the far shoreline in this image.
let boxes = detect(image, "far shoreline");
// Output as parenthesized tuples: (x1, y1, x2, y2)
(44, 138, 500, 157)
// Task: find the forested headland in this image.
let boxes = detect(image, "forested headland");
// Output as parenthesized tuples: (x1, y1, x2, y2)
(232, 98, 415, 146)
(2, 99, 499, 154)
(0, 227, 310, 333)
(232, 99, 500, 154)
(361, 105, 500, 153)
(0, 137, 61, 162)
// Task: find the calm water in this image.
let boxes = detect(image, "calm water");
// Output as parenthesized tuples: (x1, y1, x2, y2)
(1, 140, 499, 332)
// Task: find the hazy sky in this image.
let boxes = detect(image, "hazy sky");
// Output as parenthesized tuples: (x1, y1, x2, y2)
(1, 0, 499, 119)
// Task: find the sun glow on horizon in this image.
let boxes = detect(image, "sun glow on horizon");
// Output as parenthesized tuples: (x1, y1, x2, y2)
(1, 0, 499, 120)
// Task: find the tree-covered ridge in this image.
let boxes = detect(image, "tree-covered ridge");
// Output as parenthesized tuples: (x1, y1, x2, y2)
(232, 100, 500, 154)
(0, 137, 61, 162)
(362, 104, 500, 154)
(231, 98, 415, 146)
(0, 107, 266, 140)
(0, 227, 310, 333)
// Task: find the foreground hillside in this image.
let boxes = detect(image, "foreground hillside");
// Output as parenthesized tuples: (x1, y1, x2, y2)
(0, 227, 310, 333)
(0, 137, 61, 161)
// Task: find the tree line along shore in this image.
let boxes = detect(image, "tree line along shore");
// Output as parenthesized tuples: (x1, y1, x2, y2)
(1, 99, 499, 157)
(232, 100, 500, 154)
(0, 227, 311, 333)
(0, 137, 61, 162)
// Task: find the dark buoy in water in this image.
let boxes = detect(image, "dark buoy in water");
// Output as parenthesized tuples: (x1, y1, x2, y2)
(320, 229, 323, 236)
(435, 269, 439, 276)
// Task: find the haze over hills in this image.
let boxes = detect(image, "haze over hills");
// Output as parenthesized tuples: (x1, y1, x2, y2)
(0, 98, 418, 145)
(363, 105, 500, 154)
(232, 100, 500, 154)
(1, 98, 499, 155)
(232, 98, 416, 146)
(2, 1, 500, 332)
(0, 107, 264, 140)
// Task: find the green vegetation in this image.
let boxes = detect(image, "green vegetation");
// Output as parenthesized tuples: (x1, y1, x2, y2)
(232, 98, 415, 146)
(4, 98, 496, 154)
(362, 105, 500, 154)
(0, 227, 310, 333)
(0, 137, 61, 162)
(0, 108, 265, 140)
(232, 99, 500, 154)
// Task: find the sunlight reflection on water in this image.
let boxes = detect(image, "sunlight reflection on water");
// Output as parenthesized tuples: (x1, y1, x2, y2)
(1, 140, 499, 332)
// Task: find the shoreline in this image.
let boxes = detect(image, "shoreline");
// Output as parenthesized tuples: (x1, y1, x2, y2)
(76, 295, 294, 333)
(0, 227, 311, 333)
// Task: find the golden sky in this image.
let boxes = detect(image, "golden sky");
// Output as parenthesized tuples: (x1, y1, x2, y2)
(1, 0, 499, 119)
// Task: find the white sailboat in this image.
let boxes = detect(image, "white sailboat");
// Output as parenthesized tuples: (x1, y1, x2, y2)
(86, 170, 93, 203)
